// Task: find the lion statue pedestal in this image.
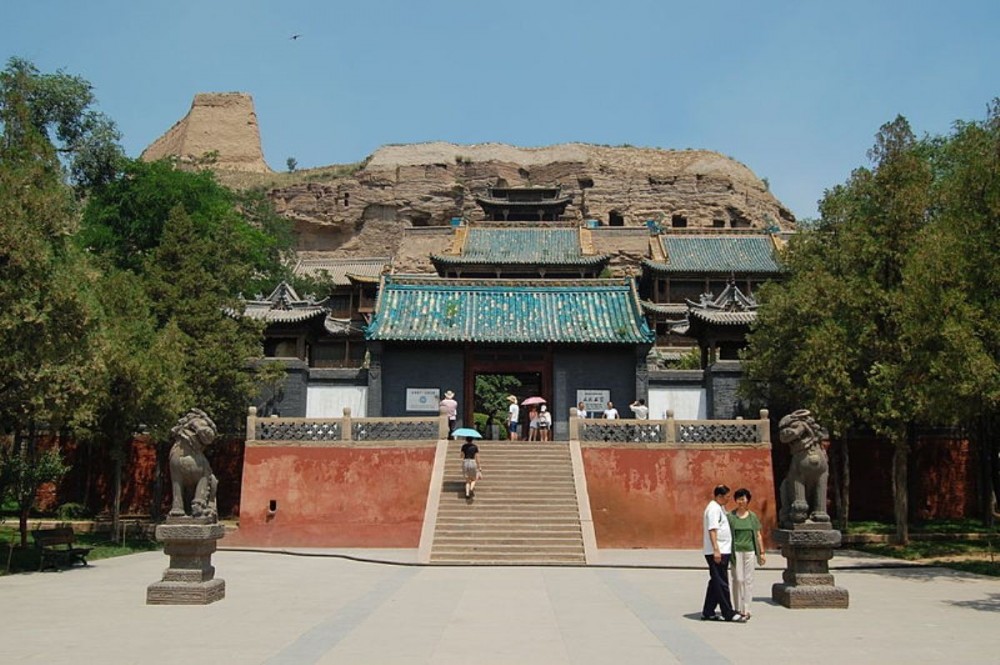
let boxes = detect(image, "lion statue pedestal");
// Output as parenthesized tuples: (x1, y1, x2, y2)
(771, 410, 849, 609)
(147, 409, 226, 605)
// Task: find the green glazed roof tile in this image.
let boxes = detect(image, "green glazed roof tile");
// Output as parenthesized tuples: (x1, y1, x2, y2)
(646, 235, 783, 274)
(432, 228, 608, 266)
(366, 276, 654, 344)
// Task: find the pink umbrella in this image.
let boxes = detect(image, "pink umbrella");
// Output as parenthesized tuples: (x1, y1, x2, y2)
(521, 396, 547, 406)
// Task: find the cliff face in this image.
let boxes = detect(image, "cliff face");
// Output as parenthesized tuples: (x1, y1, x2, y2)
(143, 95, 796, 256)
(272, 142, 795, 253)
(141, 93, 271, 173)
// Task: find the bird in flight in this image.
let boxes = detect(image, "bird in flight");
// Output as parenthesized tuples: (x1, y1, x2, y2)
(290, 34, 302, 40)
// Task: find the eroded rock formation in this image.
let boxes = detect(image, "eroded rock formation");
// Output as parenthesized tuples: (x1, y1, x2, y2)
(144, 94, 796, 257)
(141, 93, 271, 173)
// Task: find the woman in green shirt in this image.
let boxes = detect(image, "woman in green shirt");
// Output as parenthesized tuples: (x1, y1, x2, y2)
(728, 487, 765, 619)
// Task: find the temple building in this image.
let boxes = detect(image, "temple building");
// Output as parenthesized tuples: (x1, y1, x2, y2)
(242, 185, 790, 431)
(474, 185, 572, 221)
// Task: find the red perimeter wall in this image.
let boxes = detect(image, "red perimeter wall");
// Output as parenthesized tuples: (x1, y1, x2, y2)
(582, 446, 777, 549)
(226, 445, 436, 548)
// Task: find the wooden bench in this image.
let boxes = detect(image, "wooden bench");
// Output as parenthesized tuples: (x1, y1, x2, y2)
(33, 527, 92, 571)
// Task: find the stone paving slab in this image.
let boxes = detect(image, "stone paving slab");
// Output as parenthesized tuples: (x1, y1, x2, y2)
(0, 548, 996, 664)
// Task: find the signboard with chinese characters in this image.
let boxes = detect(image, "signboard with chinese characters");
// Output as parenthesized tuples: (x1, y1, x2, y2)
(576, 389, 610, 416)
(406, 388, 441, 412)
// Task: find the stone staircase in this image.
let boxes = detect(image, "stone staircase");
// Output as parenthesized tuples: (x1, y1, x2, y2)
(429, 441, 587, 565)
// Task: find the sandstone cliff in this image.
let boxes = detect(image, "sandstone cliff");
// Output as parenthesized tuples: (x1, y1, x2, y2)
(274, 141, 795, 255)
(143, 94, 796, 259)
(141, 93, 271, 173)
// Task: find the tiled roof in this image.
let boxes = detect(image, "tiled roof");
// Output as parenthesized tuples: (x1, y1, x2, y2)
(641, 301, 688, 317)
(644, 235, 783, 274)
(239, 282, 329, 323)
(431, 228, 609, 266)
(294, 257, 389, 285)
(366, 276, 654, 344)
(685, 282, 758, 327)
(688, 309, 757, 326)
(475, 195, 572, 207)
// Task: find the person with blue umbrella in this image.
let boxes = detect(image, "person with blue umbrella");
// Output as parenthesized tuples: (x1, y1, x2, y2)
(453, 428, 482, 501)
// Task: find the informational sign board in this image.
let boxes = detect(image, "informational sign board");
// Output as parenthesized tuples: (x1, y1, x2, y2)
(576, 389, 610, 416)
(406, 388, 441, 412)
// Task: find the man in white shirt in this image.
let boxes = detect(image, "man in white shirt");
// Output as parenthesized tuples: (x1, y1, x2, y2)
(507, 395, 520, 441)
(702, 484, 744, 622)
(629, 399, 649, 419)
(602, 401, 619, 419)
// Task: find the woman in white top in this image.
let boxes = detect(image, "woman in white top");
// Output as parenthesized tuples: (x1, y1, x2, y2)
(603, 401, 619, 419)
(537, 404, 552, 442)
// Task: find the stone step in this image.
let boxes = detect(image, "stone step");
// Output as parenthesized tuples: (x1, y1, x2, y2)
(432, 526, 582, 536)
(429, 440, 585, 565)
(429, 558, 587, 566)
(431, 541, 583, 556)
(435, 517, 581, 526)
(436, 505, 580, 516)
(432, 536, 583, 546)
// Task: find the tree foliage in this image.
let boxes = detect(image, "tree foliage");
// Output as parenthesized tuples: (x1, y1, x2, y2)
(746, 106, 1000, 539)
(0, 57, 124, 192)
(744, 117, 933, 543)
(0, 64, 101, 545)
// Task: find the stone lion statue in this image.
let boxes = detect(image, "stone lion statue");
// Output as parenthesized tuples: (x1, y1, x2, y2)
(168, 408, 219, 521)
(778, 409, 830, 527)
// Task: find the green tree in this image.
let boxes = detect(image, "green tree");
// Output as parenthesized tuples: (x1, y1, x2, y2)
(0, 63, 103, 546)
(744, 116, 932, 543)
(86, 270, 191, 531)
(901, 101, 1000, 522)
(0, 57, 124, 192)
(80, 159, 295, 294)
(474, 375, 522, 436)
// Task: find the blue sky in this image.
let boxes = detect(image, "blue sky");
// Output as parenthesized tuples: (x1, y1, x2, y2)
(4, 1, 998, 220)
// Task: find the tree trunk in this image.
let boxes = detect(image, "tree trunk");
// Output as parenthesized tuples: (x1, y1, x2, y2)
(151, 438, 169, 521)
(112, 449, 122, 541)
(892, 436, 909, 545)
(841, 437, 851, 530)
(830, 437, 844, 528)
(983, 413, 999, 526)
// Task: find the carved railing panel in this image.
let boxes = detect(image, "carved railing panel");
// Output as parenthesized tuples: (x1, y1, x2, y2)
(352, 419, 438, 441)
(579, 419, 762, 444)
(676, 422, 757, 443)
(580, 421, 663, 442)
(256, 420, 342, 441)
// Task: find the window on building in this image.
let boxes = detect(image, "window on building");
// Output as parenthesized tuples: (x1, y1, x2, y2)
(671, 214, 688, 228)
(609, 210, 624, 226)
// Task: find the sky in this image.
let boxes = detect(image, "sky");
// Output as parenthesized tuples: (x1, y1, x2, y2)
(3, 1, 999, 220)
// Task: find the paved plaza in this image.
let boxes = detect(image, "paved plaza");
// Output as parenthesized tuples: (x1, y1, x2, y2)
(1, 548, 997, 664)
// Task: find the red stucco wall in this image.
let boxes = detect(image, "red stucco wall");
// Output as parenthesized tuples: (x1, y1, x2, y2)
(226, 445, 436, 548)
(582, 445, 777, 549)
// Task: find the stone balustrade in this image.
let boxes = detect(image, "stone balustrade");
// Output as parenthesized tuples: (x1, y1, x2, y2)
(246, 406, 446, 444)
(571, 408, 770, 445)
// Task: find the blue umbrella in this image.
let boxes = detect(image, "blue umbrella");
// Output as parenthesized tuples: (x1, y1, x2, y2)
(452, 428, 482, 439)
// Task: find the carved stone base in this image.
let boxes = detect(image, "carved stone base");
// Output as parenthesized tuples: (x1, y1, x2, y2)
(146, 519, 226, 605)
(771, 525, 849, 609)
(772, 582, 849, 609)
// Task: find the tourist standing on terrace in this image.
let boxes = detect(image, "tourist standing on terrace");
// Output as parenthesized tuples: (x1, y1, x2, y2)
(440, 390, 458, 439)
(602, 401, 619, 419)
(537, 405, 552, 442)
(507, 395, 520, 441)
(527, 406, 539, 441)
(629, 399, 649, 419)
